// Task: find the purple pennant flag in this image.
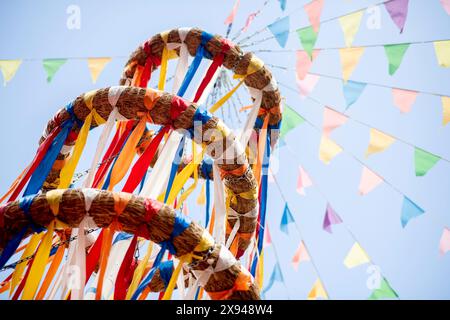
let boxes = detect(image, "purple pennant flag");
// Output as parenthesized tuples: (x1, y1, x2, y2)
(323, 203, 343, 233)
(384, 0, 409, 33)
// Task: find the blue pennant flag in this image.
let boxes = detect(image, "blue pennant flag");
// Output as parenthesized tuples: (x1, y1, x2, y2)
(263, 262, 284, 295)
(401, 196, 425, 228)
(343, 80, 367, 109)
(268, 16, 290, 48)
(280, 203, 295, 234)
(278, 0, 287, 11)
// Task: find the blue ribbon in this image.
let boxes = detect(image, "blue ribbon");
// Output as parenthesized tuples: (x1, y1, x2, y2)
(23, 103, 77, 196)
(188, 107, 213, 138)
(112, 232, 133, 245)
(131, 212, 191, 299)
(159, 260, 174, 288)
(177, 32, 214, 98)
(0, 194, 42, 269)
(251, 133, 271, 276)
(163, 135, 186, 203)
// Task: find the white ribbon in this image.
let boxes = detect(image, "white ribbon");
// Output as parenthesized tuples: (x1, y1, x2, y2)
(225, 207, 258, 249)
(168, 27, 191, 94)
(139, 130, 184, 199)
(82, 86, 127, 188)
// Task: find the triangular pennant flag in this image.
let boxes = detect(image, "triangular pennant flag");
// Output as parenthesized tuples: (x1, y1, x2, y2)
(414, 147, 440, 177)
(344, 242, 370, 268)
(319, 135, 343, 164)
(433, 40, 450, 68)
(278, 0, 287, 11)
(322, 107, 348, 137)
(368, 277, 398, 300)
(365, 128, 396, 157)
(292, 241, 310, 270)
(297, 26, 319, 59)
(268, 16, 290, 48)
(441, 0, 450, 15)
(338, 10, 364, 47)
(339, 47, 365, 82)
(296, 73, 320, 98)
(196, 182, 206, 205)
(392, 88, 418, 113)
(401, 196, 425, 228)
(296, 166, 313, 195)
(87, 57, 112, 84)
(295, 49, 320, 80)
(0, 60, 22, 86)
(224, 0, 240, 24)
(280, 104, 305, 139)
(43, 59, 67, 83)
(343, 80, 367, 109)
(323, 203, 343, 233)
(307, 278, 328, 300)
(242, 12, 258, 32)
(304, 0, 324, 33)
(182, 203, 189, 216)
(384, 0, 409, 33)
(442, 96, 450, 126)
(263, 262, 284, 294)
(439, 227, 450, 255)
(263, 224, 272, 248)
(384, 43, 409, 75)
(359, 166, 383, 195)
(280, 203, 295, 234)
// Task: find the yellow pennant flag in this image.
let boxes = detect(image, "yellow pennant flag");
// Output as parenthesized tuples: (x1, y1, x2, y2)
(365, 128, 396, 157)
(344, 242, 370, 268)
(434, 40, 450, 68)
(319, 135, 343, 164)
(0, 60, 22, 86)
(197, 181, 206, 205)
(442, 96, 450, 126)
(338, 10, 364, 47)
(307, 278, 328, 300)
(87, 58, 112, 83)
(339, 47, 365, 82)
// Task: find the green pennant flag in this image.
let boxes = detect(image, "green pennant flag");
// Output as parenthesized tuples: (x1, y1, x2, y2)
(414, 147, 440, 176)
(43, 59, 67, 83)
(280, 104, 305, 139)
(296, 26, 318, 60)
(368, 277, 398, 300)
(384, 43, 410, 75)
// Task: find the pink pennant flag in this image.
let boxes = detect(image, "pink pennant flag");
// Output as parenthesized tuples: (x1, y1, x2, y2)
(440, 0, 450, 15)
(264, 225, 273, 248)
(323, 204, 343, 233)
(439, 227, 450, 255)
(224, 0, 240, 25)
(182, 203, 189, 215)
(296, 50, 320, 80)
(242, 12, 258, 32)
(322, 107, 348, 137)
(296, 73, 320, 99)
(292, 241, 311, 270)
(296, 166, 313, 195)
(358, 166, 383, 195)
(304, 0, 325, 33)
(392, 88, 418, 113)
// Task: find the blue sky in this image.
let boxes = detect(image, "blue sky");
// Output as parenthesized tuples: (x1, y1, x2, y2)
(0, 0, 449, 299)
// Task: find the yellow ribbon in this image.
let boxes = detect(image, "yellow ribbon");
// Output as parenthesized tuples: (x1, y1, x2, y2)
(162, 231, 214, 300)
(209, 79, 245, 114)
(107, 118, 146, 191)
(35, 244, 65, 300)
(233, 55, 264, 79)
(21, 190, 65, 300)
(10, 233, 43, 296)
(58, 90, 105, 189)
(158, 31, 173, 91)
(126, 241, 153, 300)
(225, 187, 258, 207)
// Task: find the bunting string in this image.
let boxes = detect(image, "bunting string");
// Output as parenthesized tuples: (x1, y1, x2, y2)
(231, 0, 272, 41)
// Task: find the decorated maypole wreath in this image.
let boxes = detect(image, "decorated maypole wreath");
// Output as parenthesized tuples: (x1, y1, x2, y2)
(0, 28, 282, 300)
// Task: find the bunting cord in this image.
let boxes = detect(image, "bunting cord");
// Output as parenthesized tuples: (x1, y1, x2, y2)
(252, 37, 450, 52)
(280, 142, 400, 300)
(231, 0, 272, 42)
(269, 172, 331, 299)
(237, 0, 390, 47)
(278, 81, 450, 165)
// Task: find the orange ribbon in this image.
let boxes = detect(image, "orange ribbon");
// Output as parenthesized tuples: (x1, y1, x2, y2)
(207, 266, 252, 300)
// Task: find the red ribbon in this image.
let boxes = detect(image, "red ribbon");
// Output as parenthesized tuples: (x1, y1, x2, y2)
(140, 41, 162, 88)
(85, 229, 104, 284)
(121, 126, 170, 193)
(114, 235, 138, 300)
(193, 39, 232, 103)
(170, 96, 189, 121)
